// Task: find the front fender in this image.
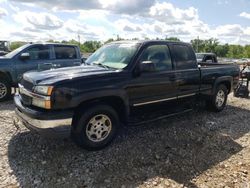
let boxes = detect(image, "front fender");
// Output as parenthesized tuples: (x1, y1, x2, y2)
(53, 88, 130, 115)
(75, 89, 129, 107)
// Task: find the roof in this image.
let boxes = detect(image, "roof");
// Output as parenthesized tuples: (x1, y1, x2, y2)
(109, 40, 190, 46)
(27, 42, 78, 47)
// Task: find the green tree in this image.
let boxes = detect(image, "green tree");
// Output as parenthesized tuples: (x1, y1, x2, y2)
(191, 38, 219, 53)
(165, 37, 181, 42)
(10, 41, 27, 51)
(104, 38, 115, 44)
(243, 45, 250, 58)
(191, 39, 205, 52)
(214, 44, 229, 57)
(227, 45, 245, 58)
(82, 41, 102, 53)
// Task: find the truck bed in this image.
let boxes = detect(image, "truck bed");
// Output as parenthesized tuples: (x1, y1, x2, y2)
(199, 62, 240, 94)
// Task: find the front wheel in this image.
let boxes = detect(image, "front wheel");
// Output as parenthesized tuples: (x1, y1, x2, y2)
(207, 85, 228, 112)
(71, 105, 119, 150)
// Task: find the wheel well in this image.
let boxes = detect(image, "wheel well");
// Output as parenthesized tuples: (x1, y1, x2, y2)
(72, 96, 128, 128)
(0, 72, 12, 84)
(219, 81, 231, 94)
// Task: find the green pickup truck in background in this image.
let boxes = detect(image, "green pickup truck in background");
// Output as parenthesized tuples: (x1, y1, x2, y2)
(0, 43, 82, 101)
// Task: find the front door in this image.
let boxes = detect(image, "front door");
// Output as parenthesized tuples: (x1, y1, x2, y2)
(127, 44, 178, 107)
(14, 45, 51, 82)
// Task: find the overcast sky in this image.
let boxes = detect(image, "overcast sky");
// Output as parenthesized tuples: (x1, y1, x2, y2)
(0, 0, 250, 44)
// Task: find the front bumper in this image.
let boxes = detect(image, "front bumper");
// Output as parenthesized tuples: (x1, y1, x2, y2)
(14, 95, 73, 138)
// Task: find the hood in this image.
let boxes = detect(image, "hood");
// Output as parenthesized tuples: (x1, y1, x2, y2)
(0, 57, 11, 65)
(0, 56, 10, 60)
(23, 65, 118, 85)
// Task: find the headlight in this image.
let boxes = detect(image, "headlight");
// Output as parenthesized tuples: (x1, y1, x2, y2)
(34, 86, 53, 95)
(32, 98, 51, 109)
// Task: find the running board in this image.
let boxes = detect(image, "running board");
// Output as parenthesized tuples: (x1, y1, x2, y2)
(128, 108, 192, 126)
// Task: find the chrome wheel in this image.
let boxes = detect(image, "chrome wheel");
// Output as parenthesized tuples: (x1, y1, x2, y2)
(86, 114, 112, 142)
(0, 82, 7, 99)
(215, 90, 225, 107)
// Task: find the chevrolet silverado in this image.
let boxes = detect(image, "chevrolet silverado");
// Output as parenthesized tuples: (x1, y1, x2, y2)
(15, 40, 240, 150)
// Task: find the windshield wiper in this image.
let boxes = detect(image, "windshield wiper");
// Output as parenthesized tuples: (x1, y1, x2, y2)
(93, 62, 113, 69)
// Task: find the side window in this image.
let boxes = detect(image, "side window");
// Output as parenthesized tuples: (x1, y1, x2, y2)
(25, 45, 50, 60)
(172, 45, 196, 69)
(54, 46, 77, 59)
(204, 56, 213, 62)
(140, 45, 172, 71)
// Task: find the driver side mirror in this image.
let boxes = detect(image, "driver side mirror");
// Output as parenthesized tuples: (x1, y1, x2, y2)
(19, 52, 30, 61)
(140, 61, 156, 72)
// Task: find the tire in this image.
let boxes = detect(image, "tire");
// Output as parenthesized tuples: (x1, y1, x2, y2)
(207, 84, 228, 112)
(71, 105, 120, 150)
(0, 79, 11, 102)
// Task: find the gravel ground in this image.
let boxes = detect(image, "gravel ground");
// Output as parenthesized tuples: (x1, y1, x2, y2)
(0, 94, 250, 188)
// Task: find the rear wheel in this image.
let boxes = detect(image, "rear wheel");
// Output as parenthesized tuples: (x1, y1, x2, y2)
(0, 79, 11, 102)
(71, 105, 119, 150)
(207, 84, 228, 112)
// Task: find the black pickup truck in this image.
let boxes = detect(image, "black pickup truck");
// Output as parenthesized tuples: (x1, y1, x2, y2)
(14, 40, 240, 150)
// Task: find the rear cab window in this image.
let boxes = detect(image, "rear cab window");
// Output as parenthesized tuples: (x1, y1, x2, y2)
(170, 44, 197, 70)
(54, 46, 77, 59)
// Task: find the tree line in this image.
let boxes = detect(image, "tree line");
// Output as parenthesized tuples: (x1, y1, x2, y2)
(9, 37, 250, 58)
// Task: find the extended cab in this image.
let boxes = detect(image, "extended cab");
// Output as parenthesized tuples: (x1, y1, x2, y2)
(14, 40, 240, 150)
(0, 43, 82, 101)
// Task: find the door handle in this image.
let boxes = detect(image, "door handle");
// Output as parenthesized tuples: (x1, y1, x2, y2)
(38, 63, 53, 70)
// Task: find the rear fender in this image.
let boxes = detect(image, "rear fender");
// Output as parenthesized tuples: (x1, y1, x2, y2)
(212, 76, 233, 94)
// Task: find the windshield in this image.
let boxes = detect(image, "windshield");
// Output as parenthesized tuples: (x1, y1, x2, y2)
(85, 43, 139, 69)
(4, 44, 29, 58)
(196, 53, 205, 60)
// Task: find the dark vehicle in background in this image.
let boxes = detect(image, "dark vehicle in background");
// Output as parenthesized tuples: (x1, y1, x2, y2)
(0, 43, 82, 101)
(234, 63, 250, 98)
(81, 53, 92, 64)
(0, 41, 10, 56)
(196, 53, 218, 63)
(15, 40, 240, 150)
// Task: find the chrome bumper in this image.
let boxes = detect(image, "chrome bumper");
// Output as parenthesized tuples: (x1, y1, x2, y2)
(14, 95, 72, 138)
(15, 108, 72, 138)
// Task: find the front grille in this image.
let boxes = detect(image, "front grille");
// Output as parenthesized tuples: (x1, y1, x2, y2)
(19, 79, 34, 106)
(20, 79, 33, 91)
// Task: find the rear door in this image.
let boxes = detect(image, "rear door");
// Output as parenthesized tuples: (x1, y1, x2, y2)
(169, 44, 200, 99)
(52, 45, 81, 68)
(127, 44, 178, 106)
